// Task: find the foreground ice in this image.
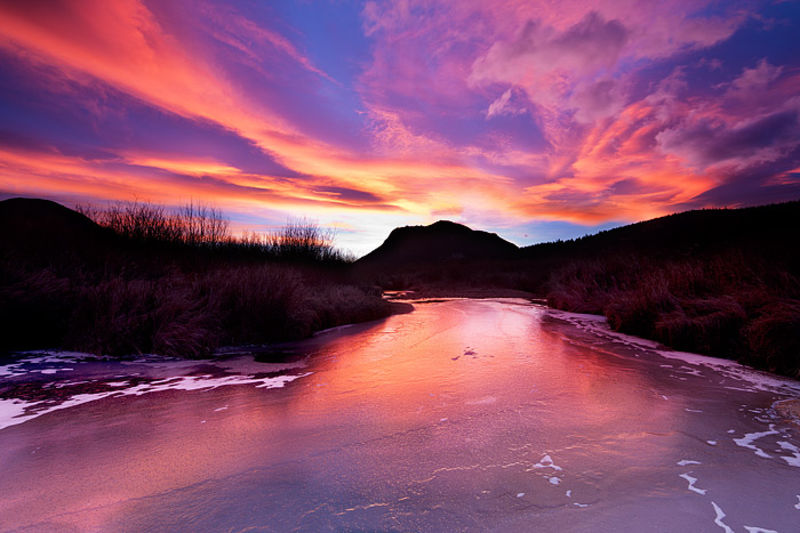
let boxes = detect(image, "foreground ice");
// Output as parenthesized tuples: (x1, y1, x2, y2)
(1, 299, 798, 532)
(0, 352, 311, 431)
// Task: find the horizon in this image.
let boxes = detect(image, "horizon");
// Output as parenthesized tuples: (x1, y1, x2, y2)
(1, 1, 800, 255)
(12, 194, 797, 260)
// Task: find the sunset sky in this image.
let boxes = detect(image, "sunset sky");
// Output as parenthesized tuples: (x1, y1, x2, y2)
(1, 1, 799, 254)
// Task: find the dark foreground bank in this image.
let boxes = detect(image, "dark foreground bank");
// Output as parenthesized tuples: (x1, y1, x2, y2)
(0, 198, 410, 358)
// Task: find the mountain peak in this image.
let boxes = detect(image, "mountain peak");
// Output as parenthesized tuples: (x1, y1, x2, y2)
(356, 220, 517, 267)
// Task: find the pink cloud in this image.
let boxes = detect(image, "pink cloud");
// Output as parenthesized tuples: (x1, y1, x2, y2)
(1, 0, 794, 247)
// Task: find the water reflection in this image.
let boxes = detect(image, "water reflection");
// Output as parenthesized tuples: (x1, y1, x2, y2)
(0, 299, 798, 532)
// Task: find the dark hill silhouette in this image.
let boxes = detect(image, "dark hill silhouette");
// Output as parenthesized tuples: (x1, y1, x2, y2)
(356, 220, 518, 269)
(521, 200, 800, 264)
(0, 197, 117, 265)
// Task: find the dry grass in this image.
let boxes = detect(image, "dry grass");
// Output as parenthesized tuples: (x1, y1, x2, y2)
(1, 202, 395, 358)
(545, 252, 800, 377)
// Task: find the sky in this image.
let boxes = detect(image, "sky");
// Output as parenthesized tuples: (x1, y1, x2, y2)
(0, 0, 799, 255)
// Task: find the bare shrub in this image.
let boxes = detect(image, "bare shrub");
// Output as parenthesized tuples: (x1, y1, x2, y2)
(265, 219, 345, 262)
(204, 265, 306, 343)
(744, 300, 800, 377)
(94, 201, 184, 243)
(179, 201, 229, 245)
(654, 296, 746, 356)
(84, 200, 229, 246)
(605, 278, 680, 337)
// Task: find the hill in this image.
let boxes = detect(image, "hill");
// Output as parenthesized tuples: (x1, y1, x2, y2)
(0, 197, 117, 265)
(521, 201, 800, 263)
(357, 220, 518, 268)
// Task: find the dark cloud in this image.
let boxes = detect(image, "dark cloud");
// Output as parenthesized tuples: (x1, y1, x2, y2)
(552, 12, 628, 67)
(314, 185, 384, 203)
(680, 144, 800, 208)
(0, 130, 56, 153)
(659, 109, 800, 167)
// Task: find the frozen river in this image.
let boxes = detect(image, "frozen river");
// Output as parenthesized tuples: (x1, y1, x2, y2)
(1, 299, 799, 532)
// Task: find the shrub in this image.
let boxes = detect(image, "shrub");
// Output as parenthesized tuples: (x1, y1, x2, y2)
(543, 250, 799, 376)
(743, 301, 800, 378)
(653, 296, 746, 357)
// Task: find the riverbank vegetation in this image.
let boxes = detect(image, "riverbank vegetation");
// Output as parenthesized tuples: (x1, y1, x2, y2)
(0, 198, 406, 358)
(547, 253, 800, 377)
(3, 197, 798, 378)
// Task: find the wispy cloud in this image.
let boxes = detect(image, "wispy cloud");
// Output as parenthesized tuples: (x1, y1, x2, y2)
(0, 0, 797, 250)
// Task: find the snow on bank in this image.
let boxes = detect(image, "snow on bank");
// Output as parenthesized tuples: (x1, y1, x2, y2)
(541, 306, 800, 396)
(0, 351, 313, 432)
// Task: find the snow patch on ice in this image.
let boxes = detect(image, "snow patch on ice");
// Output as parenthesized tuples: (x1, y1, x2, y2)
(532, 454, 562, 471)
(39, 368, 73, 375)
(776, 440, 800, 467)
(679, 473, 707, 495)
(743, 527, 778, 533)
(0, 372, 312, 431)
(711, 502, 734, 533)
(466, 396, 497, 406)
(677, 459, 701, 466)
(733, 425, 778, 459)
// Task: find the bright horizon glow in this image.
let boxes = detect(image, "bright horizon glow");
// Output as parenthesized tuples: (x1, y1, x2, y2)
(1, 1, 799, 255)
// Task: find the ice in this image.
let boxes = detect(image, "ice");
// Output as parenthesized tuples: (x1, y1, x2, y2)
(655, 349, 800, 395)
(707, 440, 717, 446)
(548, 476, 560, 485)
(679, 473, 707, 495)
(795, 495, 800, 510)
(711, 502, 734, 533)
(214, 406, 228, 412)
(516, 492, 525, 498)
(743, 527, 778, 533)
(733, 426, 779, 459)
